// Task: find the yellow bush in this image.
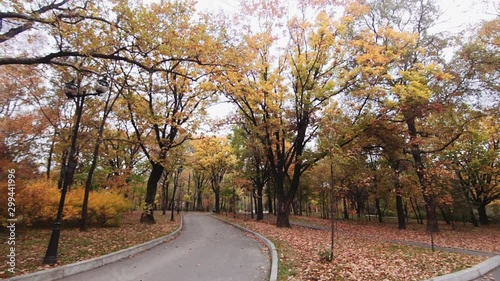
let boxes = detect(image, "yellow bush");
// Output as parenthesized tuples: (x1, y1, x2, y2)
(65, 188, 85, 222)
(18, 180, 60, 226)
(18, 180, 131, 227)
(86, 190, 131, 226)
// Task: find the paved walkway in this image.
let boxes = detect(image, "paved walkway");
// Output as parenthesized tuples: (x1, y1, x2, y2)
(59, 213, 270, 281)
(473, 266, 500, 281)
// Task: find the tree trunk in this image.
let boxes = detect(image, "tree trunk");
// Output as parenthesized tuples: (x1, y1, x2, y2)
(375, 198, 383, 223)
(415, 200, 424, 224)
(410, 197, 423, 224)
(46, 131, 57, 180)
(196, 190, 203, 211)
(321, 192, 327, 219)
(404, 202, 409, 223)
(367, 200, 371, 222)
(356, 197, 363, 218)
(343, 197, 349, 219)
(439, 205, 451, 225)
(405, 112, 439, 232)
(162, 180, 169, 215)
(396, 195, 406, 229)
(177, 191, 181, 214)
(141, 162, 163, 224)
(80, 136, 101, 231)
(273, 187, 277, 216)
(276, 198, 291, 227)
(186, 172, 190, 212)
(470, 209, 479, 227)
(81, 121, 109, 230)
(298, 191, 303, 216)
(214, 188, 220, 213)
(256, 184, 264, 220)
(192, 191, 197, 211)
(393, 168, 406, 229)
(250, 192, 255, 219)
(424, 195, 439, 232)
(291, 201, 298, 216)
(267, 184, 273, 214)
(232, 189, 237, 217)
(478, 204, 489, 225)
(170, 179, 178, 222)
(81, 90, 117, 230)
(58, 150, 68, 189)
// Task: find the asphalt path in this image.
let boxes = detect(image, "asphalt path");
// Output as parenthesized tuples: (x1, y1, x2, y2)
(474, 266, 500, 281)
(59, 213, 270, 281)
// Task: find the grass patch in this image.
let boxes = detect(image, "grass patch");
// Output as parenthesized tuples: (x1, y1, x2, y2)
(272, 239, 298, 281)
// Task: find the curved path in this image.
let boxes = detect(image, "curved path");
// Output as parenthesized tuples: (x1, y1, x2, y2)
(60, 213, 270, 281)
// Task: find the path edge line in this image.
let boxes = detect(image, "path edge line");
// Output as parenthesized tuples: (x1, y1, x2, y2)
(6, 215, 184, 281)
(212, 215, 278, 281)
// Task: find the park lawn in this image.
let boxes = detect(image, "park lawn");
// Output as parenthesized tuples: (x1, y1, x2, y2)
(218, 214, 490, 281)
(287, 215, 500, 253)
(0, 211, 181, 278)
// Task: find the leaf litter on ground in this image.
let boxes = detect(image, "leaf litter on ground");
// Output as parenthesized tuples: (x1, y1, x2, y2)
(0, 212, 180, 278)
(218, 214, 495, 281)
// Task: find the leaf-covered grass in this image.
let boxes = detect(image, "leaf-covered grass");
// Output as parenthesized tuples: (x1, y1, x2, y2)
(0, 211, 181, 278)
(272, 238, 299, 281)
(288, 215, 500, 253)
(219, 214, 490, 281)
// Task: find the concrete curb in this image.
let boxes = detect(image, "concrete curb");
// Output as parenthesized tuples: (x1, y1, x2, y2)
(213, 216, 278, 281)
(6, 215, 184, 281)
(426, 255, 500, 281)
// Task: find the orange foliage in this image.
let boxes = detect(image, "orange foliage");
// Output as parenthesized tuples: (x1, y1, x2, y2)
(16, 180, 131, 227)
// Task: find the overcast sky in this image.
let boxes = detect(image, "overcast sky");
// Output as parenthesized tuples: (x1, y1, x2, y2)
(195, 0, 498, 33)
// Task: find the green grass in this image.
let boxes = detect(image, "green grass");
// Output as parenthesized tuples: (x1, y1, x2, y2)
(272, 239, 297, 281)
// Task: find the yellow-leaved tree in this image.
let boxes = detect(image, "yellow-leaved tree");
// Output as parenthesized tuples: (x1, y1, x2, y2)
(218, 0, 364, 227)
(190, 137, 236, 213)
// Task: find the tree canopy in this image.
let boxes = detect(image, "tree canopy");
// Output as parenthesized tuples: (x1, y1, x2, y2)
(1, 0, 498, 231)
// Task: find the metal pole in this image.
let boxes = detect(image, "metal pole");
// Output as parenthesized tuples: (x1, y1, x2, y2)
(44, 95, 85, 264)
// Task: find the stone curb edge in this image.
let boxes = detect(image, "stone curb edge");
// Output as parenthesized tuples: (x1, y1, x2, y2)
(425, 255, 500, 281)
(212, 216, 278, 281)
(6, 215, 184, 281)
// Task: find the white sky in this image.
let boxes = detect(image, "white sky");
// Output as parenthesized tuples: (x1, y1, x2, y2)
(195, 0, 498, 31)
(432, 0, 498, 32)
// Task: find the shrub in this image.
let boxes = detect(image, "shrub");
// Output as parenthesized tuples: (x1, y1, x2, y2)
(487, 201, 500, 222)
(17, 180, 60, 226)
(318, 247, 333, 263)
(18, 180, 131, 227)
(86, 190, 131, 226)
